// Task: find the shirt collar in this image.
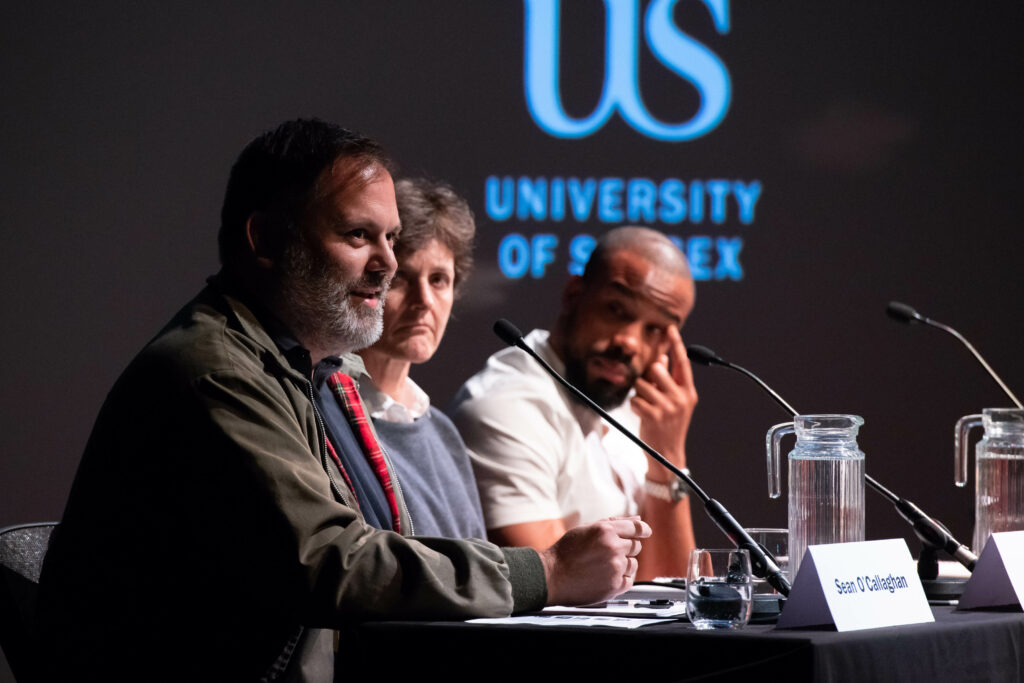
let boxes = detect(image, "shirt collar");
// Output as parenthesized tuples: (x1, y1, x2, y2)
(360, 375, 431, 423)
(530, 329, 629, 436)
(268, 324, 369, 388)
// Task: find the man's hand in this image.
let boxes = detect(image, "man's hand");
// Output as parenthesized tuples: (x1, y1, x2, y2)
(538, 517, 652, 606)
(631, 324, 697, 477)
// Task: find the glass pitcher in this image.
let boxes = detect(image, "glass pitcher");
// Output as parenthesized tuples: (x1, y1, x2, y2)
(767, 415, 866, 579)
(955, 408, 1024, 554)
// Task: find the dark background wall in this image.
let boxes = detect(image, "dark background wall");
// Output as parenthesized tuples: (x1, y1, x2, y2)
(2, 2, 1021, 679)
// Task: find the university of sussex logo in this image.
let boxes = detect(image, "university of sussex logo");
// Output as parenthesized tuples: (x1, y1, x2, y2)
(524, 0, 732, 141)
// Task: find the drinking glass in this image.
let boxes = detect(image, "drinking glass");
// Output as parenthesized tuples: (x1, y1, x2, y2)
(743, 528, 788, 593)
(686, 549, 753, 630)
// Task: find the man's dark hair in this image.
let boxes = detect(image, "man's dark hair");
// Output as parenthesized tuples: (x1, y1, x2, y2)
(394, 177, 476, 295)
(218, 118, 392, 274)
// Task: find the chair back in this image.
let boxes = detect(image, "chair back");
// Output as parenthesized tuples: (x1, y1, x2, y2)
(0, 522, 58, 682)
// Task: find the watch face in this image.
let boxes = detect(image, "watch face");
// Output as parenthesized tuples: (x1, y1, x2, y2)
(673, 477, 692, 502)
(645, 477, 689, 503)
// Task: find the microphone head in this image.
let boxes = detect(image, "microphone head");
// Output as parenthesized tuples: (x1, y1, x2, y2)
(886, 301, 924, 324)
(686, 344, 725, 366)
(493, 319, 525, 347)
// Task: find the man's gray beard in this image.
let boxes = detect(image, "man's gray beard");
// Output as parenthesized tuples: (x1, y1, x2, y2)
(277, 240, 389, 354)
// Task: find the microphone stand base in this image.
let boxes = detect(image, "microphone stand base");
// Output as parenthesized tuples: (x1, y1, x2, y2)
(921, 577, 967, 604)
(751, 593, 785, 622)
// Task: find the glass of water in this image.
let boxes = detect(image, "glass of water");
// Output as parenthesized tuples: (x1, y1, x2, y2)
(686, 549, 753, 630)
(744, 528, 788, 592)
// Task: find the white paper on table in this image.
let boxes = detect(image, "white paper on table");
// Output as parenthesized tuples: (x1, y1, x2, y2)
(468, 615, 671, 629)
(539, 599, 687, 619)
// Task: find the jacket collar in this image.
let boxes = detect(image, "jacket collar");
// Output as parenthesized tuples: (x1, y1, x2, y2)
(205, 271, 370, 386)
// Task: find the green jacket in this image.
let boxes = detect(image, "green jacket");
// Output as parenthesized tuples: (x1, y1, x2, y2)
(37, 276, 546, 682)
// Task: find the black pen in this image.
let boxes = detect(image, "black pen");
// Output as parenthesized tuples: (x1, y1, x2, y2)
(604, 599, 675, 608)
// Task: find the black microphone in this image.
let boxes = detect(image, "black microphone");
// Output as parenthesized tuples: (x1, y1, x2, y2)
(887, 301, 1022, 409)
(687, 346, 797, 416)
(687, 343, 978, 574)
(493, 318, 526, 348)
(492, 319, 791, 596)
(685, 344, 725, 366)
(885, 301, 924, 324)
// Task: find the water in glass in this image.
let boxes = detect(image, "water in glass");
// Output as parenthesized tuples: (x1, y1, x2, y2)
(686, 549, 753, 630)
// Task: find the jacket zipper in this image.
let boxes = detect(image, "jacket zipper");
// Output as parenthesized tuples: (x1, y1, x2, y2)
(377, 438, 414, 537)
(304, 379, 353, 508)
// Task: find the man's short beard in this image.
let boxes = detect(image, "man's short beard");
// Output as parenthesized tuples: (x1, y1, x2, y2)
(277, 238, 390, 355)
(562, 349, 636, 411)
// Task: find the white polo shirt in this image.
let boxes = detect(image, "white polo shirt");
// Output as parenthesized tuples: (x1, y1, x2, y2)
(450, 329, 648, 530)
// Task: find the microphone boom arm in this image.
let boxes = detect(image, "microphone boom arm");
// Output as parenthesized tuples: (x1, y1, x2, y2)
(494, 320, 792, 596)
(928, 319, 1023, 409)
(887, 301, 1022, 409)
(697, 349, 978, 573)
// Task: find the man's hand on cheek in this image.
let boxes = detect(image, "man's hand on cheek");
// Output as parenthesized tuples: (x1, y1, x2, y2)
(630, 325, 698, 476)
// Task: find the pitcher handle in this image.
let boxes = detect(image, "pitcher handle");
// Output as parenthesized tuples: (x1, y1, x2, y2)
(955, 414, 983, 487)
(766, 421, 795, 499)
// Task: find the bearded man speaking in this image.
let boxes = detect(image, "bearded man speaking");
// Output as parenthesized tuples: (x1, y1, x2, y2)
(36, 120, 654, 682)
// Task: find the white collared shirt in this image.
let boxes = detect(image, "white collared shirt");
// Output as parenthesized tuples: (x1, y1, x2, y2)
(359, 373, 431, 423)
(451, 329, 647, 530)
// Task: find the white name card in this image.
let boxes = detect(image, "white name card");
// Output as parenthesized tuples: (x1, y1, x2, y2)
(777, 539, 934, 631)
(958, 531, 1024, 610)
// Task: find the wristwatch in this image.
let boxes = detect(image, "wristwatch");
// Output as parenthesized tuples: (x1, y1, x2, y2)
(644, 468, 691, 503)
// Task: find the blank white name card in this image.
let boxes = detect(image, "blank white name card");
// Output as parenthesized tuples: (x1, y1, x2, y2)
(959, 531, 1024, 610)
(777, 539, 933, 631)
